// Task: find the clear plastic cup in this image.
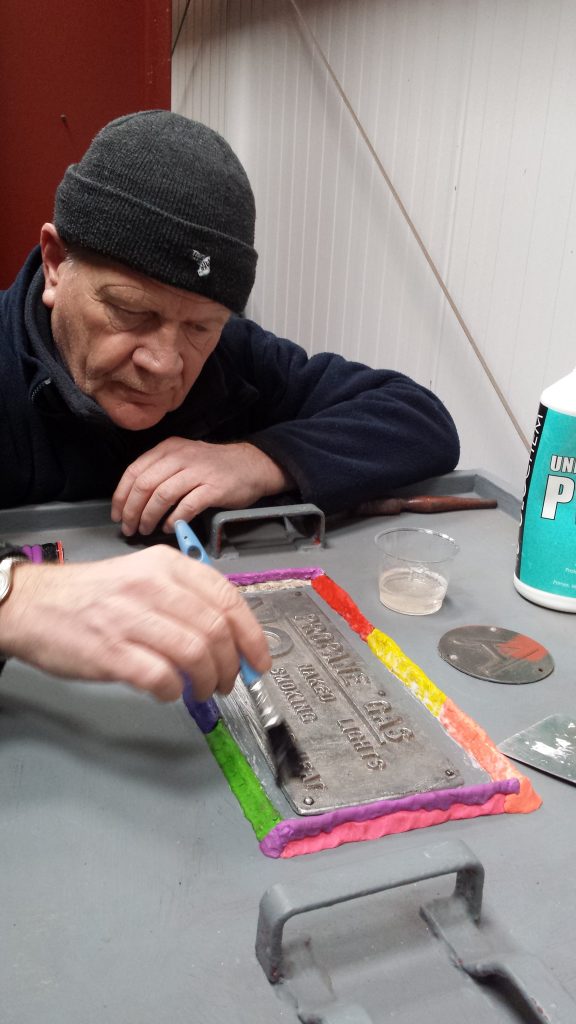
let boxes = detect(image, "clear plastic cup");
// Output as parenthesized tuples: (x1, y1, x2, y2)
(375, 528, 459, 615)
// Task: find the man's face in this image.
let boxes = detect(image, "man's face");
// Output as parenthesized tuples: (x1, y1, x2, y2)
(41, 238, 231, 431)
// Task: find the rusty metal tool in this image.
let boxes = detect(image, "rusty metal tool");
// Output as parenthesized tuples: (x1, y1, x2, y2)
(354, 495, 498, 516)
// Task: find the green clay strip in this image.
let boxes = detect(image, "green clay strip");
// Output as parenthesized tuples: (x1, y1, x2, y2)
(205, 721, 282, 840)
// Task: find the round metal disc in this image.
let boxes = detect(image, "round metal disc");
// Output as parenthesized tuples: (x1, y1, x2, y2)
(438, 625, 554, 684)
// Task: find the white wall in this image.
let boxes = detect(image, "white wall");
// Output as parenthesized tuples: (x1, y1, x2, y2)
(172, 0, 576, 492)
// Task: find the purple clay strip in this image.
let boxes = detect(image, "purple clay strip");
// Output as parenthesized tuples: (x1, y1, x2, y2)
(181, 674, 220, 734)
(226, 566, 325, 586)
(21, 544, 43, 564)
(259, 779, 520, 858)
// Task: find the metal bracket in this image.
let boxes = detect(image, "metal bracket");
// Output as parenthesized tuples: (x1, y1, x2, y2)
(207, 503, 326, 558)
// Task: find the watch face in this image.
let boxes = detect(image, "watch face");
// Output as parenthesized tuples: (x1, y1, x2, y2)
(0, 568, 10, 602)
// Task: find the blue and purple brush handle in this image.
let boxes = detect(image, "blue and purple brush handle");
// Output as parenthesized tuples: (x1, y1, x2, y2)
(174, 519, 261, 731)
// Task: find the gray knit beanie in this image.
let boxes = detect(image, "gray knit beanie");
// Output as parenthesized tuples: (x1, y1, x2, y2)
(54, 110, 257, 313)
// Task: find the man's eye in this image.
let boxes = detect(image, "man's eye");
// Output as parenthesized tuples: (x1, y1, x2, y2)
(115, 306, 144, 317)
(108, 305, 149, 325)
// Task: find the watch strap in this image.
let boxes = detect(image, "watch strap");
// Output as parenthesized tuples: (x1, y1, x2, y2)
(0, 547, 31, 666)
(0, 543, 27, 561)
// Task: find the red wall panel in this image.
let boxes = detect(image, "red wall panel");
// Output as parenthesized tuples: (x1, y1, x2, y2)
(0, 0, 172, 287)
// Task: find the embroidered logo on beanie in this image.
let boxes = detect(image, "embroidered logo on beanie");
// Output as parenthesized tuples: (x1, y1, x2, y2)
(54, 110, 257, 313)
(192, 250, 211, 277)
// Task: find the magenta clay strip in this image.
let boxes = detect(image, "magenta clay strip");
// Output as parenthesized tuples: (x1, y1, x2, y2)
(259, 779, 519, 858)
(226, 566, 325, 586)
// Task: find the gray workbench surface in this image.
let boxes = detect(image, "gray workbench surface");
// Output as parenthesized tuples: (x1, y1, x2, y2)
(1, 472, 574, 1024)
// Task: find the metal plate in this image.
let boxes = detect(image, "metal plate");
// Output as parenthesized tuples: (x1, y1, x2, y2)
(438, 625, 554, 684)
(218, 587, 484, 815)
(498, 714, 576, 783)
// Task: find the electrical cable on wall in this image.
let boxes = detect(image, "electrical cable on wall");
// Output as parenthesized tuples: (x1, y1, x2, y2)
(172, 0, 192, 57)
(287, 0, 530, 453)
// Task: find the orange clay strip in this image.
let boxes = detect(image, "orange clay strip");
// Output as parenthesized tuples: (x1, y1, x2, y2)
(440, 699, 541, 813)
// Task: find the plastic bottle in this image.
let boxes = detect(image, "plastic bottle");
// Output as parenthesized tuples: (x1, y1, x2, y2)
(514, 366, 576, 610)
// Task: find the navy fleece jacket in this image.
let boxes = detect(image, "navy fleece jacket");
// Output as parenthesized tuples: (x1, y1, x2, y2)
(0, 249, 459, 513)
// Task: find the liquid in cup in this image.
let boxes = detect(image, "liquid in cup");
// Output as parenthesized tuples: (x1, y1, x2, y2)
(375, 528, 459, 615)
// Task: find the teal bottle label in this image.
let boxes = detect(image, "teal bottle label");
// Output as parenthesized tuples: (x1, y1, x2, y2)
(516, 404, 576, 597)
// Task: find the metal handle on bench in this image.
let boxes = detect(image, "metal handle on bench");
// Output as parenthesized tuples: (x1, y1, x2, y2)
(208, 502, 325, 558)
(256, 838, 575, 1023)
(255, 839, 483, 983)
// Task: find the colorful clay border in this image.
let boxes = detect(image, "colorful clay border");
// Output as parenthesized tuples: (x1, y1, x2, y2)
(183, 568, 541, 858)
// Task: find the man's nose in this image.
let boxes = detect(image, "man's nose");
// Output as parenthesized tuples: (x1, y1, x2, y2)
(131, 329, 184, 376)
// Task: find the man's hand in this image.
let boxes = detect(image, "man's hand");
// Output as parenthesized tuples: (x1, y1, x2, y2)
(0, 547, 271, 702)
(111, 438, 294, 536)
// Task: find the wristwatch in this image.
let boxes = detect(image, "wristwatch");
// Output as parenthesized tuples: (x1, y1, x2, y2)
(0, 547, 28, 605)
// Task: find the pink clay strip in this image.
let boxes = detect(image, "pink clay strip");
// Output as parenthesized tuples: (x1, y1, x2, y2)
(259, 780, 518, 857)
(277, 792, 508, 857)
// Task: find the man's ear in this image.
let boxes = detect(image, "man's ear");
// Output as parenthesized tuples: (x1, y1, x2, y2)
(40, 224, 68, 309)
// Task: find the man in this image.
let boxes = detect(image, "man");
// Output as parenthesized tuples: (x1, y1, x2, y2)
(0, 110, 459, 701)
